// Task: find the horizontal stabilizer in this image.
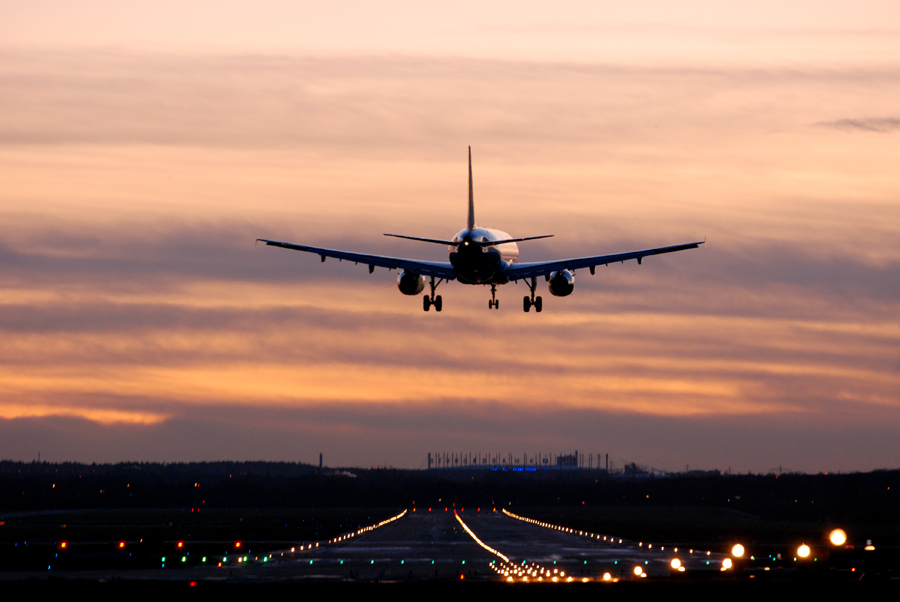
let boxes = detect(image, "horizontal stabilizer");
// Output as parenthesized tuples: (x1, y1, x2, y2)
(480, 235, 554, 247)
(384, 233, 461, 246)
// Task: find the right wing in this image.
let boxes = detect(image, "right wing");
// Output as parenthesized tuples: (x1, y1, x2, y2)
(507, 241, 704, 281)
(256, 239, 457, 280)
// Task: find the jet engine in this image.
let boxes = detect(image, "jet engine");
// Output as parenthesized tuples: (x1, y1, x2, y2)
(547, 269, 574, 297)
(397, 271, 425, 295)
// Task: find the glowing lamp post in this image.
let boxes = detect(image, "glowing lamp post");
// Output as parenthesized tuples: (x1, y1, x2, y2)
(829, 529, 847, 546)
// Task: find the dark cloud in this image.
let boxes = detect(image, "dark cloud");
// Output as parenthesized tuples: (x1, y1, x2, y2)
(2, 403, 898, 473)
(816, 117, 900, 132)
(2, 216, 896, 319)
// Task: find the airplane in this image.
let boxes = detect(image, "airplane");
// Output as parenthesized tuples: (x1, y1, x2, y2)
(257, 147, 703, 313)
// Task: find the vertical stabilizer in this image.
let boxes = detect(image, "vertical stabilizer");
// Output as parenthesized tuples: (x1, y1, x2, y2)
(467, 146, 475, 230)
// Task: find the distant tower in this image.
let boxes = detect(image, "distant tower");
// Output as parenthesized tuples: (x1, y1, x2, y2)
(319, 453, 323, 469)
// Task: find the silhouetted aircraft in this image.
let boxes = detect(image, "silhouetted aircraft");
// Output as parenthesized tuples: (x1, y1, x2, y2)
(258, 148, 703, 312)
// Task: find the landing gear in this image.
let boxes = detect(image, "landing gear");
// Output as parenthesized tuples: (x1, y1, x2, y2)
(488, 284, 499, 309)
(523, 277, 542, 312)
(423, 277, 443, 312)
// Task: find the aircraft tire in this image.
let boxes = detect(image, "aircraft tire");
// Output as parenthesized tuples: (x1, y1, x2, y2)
(423, 296, 431, 311)
(434, 296, 442, 312)
(523, 296, 531, 312)
(535, 296, 542, 312)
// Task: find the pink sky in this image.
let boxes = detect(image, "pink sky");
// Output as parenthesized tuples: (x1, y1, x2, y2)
(0, 2, 898, 471)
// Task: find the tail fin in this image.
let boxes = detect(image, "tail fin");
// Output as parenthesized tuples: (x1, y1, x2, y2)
(467, 146, 475, 230)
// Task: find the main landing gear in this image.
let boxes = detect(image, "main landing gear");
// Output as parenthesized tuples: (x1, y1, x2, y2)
(488, 283, 499, 309)
(423, 276, 443, 312)
(523, 277, 542, 312)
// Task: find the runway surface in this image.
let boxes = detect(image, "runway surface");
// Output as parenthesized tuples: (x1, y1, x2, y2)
(250, 507, 730, 582)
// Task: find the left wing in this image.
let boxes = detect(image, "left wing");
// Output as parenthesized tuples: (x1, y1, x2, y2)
(506, 241, 704, 281)
(256, 239, 457, 280)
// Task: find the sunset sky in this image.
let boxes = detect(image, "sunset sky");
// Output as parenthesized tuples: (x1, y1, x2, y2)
(1, 2, 898, 472)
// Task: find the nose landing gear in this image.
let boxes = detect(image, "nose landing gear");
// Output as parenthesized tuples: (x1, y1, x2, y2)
(488, 283, 499, 309)
(523, 277, 542, 312)
(423, 276, 443, 312)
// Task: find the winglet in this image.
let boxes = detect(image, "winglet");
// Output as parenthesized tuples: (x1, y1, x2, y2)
(467, 146, 475, 231)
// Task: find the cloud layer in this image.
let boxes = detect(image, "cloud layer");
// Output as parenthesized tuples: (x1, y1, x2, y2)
(1, 48, 898, 472)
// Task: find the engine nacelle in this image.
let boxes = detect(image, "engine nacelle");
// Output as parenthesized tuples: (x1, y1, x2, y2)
(548, 269, 575, 297)
(397, 271, 425, 296)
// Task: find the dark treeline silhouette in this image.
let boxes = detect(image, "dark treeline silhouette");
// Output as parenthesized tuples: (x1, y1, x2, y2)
(2, 461, 898, 527)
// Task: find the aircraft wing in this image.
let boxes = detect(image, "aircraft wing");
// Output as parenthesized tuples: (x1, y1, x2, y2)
(257, 239, 457, 280)
(506, 241, 704, 281)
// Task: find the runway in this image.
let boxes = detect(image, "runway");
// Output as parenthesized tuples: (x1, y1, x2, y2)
(250, 507, 731, 581)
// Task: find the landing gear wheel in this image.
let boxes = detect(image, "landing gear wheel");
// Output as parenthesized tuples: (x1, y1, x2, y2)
(488, 283, 499, 309)
(423, 296, 431, 312)
(524, 277, 542, 313)
(434, 295, 442, 312)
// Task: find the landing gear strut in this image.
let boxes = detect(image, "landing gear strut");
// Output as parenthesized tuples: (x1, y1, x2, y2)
(488, 283, 499, 309)
(523, 277, 542, 312)
(423, 277, 443, 312)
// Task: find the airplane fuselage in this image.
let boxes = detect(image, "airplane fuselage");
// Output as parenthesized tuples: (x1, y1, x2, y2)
(448, 227, 519, 284)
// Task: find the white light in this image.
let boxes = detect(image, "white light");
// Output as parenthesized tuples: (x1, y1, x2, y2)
(670, 558, 682, 569)
(829, 529, 847, 546)
(797, 544, 810, 558)
(732, 544, 745, 558)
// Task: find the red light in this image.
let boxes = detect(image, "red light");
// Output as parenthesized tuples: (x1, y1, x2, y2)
(118, 542, 126, 548)
(459, 574, 465, 580)
(59, 542, 67, 549)
(235, 542, 241, 548)
(177, 542, 184, 548)
(189, 581, 197, 587)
